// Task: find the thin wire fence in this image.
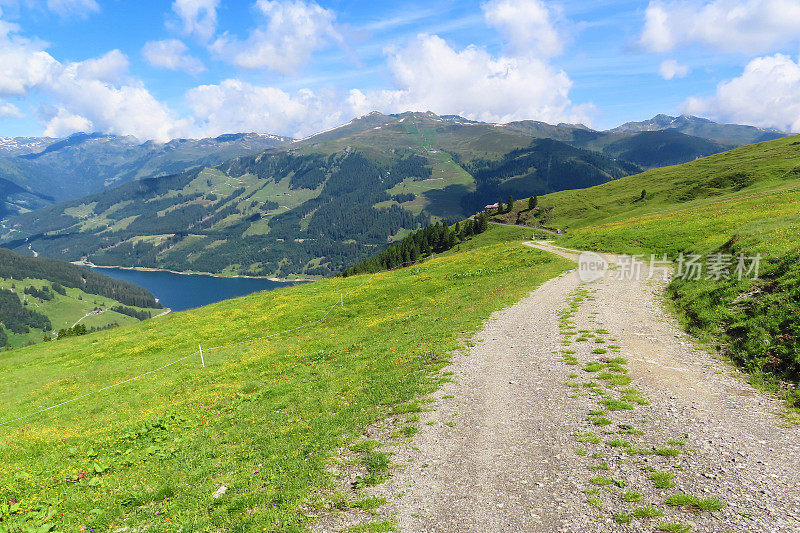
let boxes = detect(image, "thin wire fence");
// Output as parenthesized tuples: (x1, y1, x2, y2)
(0, 254, 433, 429)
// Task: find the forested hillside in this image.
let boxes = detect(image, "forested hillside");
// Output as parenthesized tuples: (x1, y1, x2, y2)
(464, 138, 639, 206)
(0, 248, 160, 308)
(0, 248, 163, 348)
(342, 213, 490, 276)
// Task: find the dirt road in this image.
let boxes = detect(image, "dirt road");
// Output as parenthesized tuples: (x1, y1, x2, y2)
(318, 242, 800, 532)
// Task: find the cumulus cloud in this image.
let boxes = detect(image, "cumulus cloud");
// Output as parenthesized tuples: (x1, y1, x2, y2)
(658, 59, 690, 79)
(0, 47, 55, 95)
(46, 0, 99, 18)
(683, 54, 800, 132)
(143, 39, 205, 74)
(45, 51, 192, 141)
(186, 79, 350, 138)
(0, 100, 23, 118)
(0, 18, 57, 96)
(345, 2, 584, 125)
(0, 14, 190, 141)
(170, 0, 220, 41)
(348, 34, 588, 126)
(210, 0, 341, 73)
(640, 0, 800, 53)
(40, 106, 93, 136)
(75, 48, 129, 84)
(482, 0, 563, 57)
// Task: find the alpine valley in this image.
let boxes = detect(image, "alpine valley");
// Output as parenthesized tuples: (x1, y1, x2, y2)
(0, 112, 786, 278)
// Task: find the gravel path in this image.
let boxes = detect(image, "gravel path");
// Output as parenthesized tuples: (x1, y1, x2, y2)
(317, 242, 800, 532)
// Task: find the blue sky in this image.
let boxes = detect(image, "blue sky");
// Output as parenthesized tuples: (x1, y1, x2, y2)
(1, 0, 799, 140)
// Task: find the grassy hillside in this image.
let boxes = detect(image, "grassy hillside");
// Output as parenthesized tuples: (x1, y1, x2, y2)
(505, 135, 800, 402)
(0, 248, 162, 348)
(527, 135, 800, 264)
(0, 277, 155, 349)
(0, 225, 571, 531)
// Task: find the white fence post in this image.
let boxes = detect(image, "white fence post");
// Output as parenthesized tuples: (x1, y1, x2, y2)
(340, 293, 344, 309)
(199, 344, 205, 368)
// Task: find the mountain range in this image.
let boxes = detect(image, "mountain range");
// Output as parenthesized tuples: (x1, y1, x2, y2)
(0, 112, 787, 278)
(0, 132, 291, 217)
(609, 114, 786, 145)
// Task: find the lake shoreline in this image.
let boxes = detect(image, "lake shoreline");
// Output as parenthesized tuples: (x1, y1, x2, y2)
(72, 261, 317, 283)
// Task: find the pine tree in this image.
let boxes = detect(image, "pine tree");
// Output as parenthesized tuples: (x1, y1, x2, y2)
(507, 195, 514, 213)
(464, 219, 475, 237)
(476, 212, 488, 233)
(529, 195, 538, 210)
(497, 201, 504, 213)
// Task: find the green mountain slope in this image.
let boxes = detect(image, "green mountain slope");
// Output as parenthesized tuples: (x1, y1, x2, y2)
(0, 114, 769, 220)
(0, 224, 571, 531)
(504, 135, 800, 401)
(498, 118, 734, 168)
(529, 135, 800, 234)
(598, 130, 734, 168)
(0, 174, 52, 218)
(465, 138, 640, 203)
(0, 248, 163, 348)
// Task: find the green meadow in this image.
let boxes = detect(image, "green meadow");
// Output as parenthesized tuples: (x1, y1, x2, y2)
(0, 225, 571, 531)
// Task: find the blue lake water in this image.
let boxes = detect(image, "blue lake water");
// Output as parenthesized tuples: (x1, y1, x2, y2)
(90, 267, 299, 312)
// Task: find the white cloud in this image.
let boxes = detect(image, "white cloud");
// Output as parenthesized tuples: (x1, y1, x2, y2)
(0, 46, 55, 95)
(40, 107, 92, 136)
(143, 39, 205, 74)
(658, 59, 690, 79)
(186, 78, 349, 138)
(640, 0, 800, 53)
(349, 34, 589, 126)
(683, 54, 800, 132)
(46, 0, 99, 18)
(482, 0, 563, 57)
(170, 0, 220, 41)
(75, 48, 129, 84)
(0, 15, 57, 96)
(0, 14, 191, 141)
(210, 0, 341, 73)
(0, 99, 23, 118)
(45, 51, 192, 141)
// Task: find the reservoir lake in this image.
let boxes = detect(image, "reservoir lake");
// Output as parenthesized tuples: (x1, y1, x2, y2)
(90, 267, 299, 312)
